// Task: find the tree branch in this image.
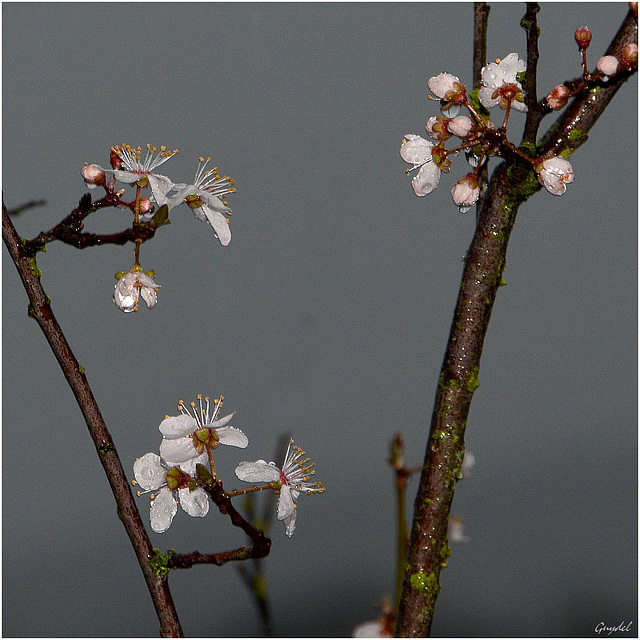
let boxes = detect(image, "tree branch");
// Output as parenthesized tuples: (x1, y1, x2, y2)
(2, 202, 183, 638)
(395, 7, 637, 637)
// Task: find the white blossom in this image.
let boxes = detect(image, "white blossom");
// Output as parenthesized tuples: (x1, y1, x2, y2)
(537, 156, 574, 196)
(596, 55, 619, 78)
(479, 53, 527, 112)
(113, 267, 159, 313)
(133, 452, 209, 533)
(235, 438, 325, 537)
(166, 157, 235, 246)
(400, 134, 441, 196)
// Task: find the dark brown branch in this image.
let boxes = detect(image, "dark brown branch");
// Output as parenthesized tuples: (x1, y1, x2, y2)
(521, 3, 543, 145)
(2, 202, 183, 638)
(395, 8, 637, 637)
(472, 4, 490, 89)
(170, 479, 271, 569)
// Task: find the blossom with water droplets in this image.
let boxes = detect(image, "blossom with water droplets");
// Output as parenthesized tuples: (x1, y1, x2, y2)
(159, 394, 248, 467)
(451, 174, 480, 213)
(537, 156, 574, 196)
(113, 266, 159, 313)
(133, 452, 209, 533)
(479, 53, 527, 112)
(400, 134, 441, 196)
(546, 84, 571, 110)
(81, 163, 106, 189)
(235, 438, 325, 537)
(166, 157, 235, 246)
(110, 143, 178, 206)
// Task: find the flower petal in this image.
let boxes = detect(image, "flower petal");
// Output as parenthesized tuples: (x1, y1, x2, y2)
(411, 162, 441, 196)
(210, 412, 235, 429)
(277, 484, 295, 520)
(216, 426, 248, 448)
(160, 437, 199, 464)
(133, 452, 166, 491)
(150, 487, 177, 533)
(178, 487, 210, 518)
(400, 134, 432, 165)
(147, 173, 173, 206)
(283, 506, 297, 537)
(159, 414, 197, 438)
(235, 460, 281, 483)
(179, 451, 209, 476)
(202, 205, 231, 246)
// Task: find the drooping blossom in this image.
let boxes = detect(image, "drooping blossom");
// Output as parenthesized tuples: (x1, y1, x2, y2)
(109, 143, 178, 207)
(113, 266, 160, 313)
(159, 394, 248, 466)
(451, 174, 480, 213)
(400, 134, 441, 196)
(536, 156, 574, 196)
(133, 452, 209, 533)
(479, 53, 527, 112)
(166, 157, 235, 246)
(235, 438, 325, 537)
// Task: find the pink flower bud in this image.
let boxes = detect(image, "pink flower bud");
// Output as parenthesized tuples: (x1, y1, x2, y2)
(596, 55, 619, 78)
(81, 163, 106, 188)
(574, 26, 592, 50)
(138, 198, 153, 214)
(447, 115, 475, 138)
(619, 43, 638, 70)
(451, 174, 480, 213)
(546, 84, 571, 110)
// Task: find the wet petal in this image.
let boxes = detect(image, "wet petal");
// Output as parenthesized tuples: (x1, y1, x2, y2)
(178, 487, 210, 518)
(133, 452, 165, 491)
(150, 487, 177, 533)
(159, 414, 197, 438)
(216, 426, 248, 448)
(235, 460, 281, 483)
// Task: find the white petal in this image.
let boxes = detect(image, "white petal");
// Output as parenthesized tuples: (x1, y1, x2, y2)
(179, 451, 209, 475)
(200, 190, 232, 213)
(140, 286, 158, 309)
(210, 412, 235, 428)
(160, 437, 199, 464)
(411, 162, 441, 196)
(150, 487, 177, 533)
(353, 620, 387, 638)
(202, 205, 231, 246)
(166, 184, 197, 211)
(147, 173, 174, 206)
(400, 134, 432, 165)
(159, 414, 197, 438)
(283, 507, 297, 537)
(216, 426, 248, 448)
(277, 485, 295, 520)
(427, 73, 461, 99)
(235, 460, 281, 483)
(133, 452, 166, 491)
(478, 86, 498, 110)
(178, 487, 210, 517)
(112, 170, 139, 184)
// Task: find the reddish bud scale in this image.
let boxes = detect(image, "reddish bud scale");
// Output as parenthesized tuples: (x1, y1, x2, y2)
(574, 26, 592, 50)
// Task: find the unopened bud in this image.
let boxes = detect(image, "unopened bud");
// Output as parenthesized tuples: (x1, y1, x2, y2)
(81, 163, 106, 188)
(451, 174, 480, 213)
(110, 148, 122, 170)
(546, 84, 571, 110)
(596, 55, 620, 78)
(574, 26, 592, 51)
(447, 115, 476, 139)
(619, 43, 638, 70)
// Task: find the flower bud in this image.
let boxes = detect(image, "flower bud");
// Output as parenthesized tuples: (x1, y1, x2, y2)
(596, 55, 619, 78)
(574, 26, 592, 51)
(451, 174, 480, 213)
(619, 43, 638, 70)
(81, 163, 106, 188)
(447, 115, 475, 139)
(537, 157, 574, 196)
(425, 116, 451, 141)
(546, 84, 571, 110)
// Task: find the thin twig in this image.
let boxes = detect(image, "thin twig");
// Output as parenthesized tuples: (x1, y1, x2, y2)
(395, 7, 637, 637)
(2, 202, 184, 638)
(521, 3, 543, 145)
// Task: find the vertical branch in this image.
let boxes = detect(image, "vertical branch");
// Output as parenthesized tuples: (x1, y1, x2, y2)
(395, 8, 636, 636)
(473, 3, 490, 89)
(3, 204, 184, 638)
(521, 3, 543, 145)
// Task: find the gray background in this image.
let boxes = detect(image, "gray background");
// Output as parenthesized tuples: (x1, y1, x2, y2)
(3, 2, 637, 637)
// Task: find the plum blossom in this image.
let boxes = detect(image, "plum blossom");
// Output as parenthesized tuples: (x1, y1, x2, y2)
(166, 157, 235, 246)
(400, 134, 441, 196)
(596, 55, 619, 78)
(109, 143, 177, 207)
(133, 452, 209, 533)
(113, 266, 159, 313)
(451, 174, 480, 213)
(537, 156, 574, 196)
(546, 84, 571, 110)
(479, 53, 527, 112)
(81, 164, 106, 189)
(447, 115, 475, 139)
(159, 395, 248, 467)
(235, 438, 325, 537)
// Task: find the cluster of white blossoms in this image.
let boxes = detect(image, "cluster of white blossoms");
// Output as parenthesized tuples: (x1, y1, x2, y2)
(82, 144, 236, 312)
(401, 53, 576, 213)
(133, 394, 324, 536)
